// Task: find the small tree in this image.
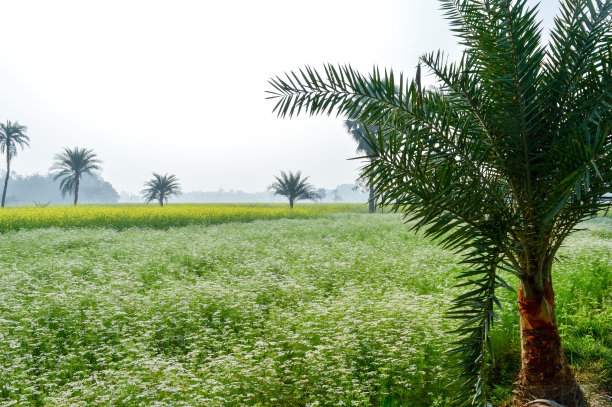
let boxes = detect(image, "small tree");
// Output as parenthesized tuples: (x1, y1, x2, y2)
(268, 171, 320, 208)
(0, 121, 30, 207)
(50, 147, 101, 206)
(141, 173, 182, 206)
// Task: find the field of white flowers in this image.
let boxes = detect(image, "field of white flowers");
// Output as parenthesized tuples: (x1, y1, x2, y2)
(0, 214, 610, 406)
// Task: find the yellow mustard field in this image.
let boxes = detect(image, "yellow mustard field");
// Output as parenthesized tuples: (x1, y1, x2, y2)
(0, 203, 367, 232)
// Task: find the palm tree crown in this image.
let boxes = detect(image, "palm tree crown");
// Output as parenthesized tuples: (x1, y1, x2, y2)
(267, 0, 611, 405)
(0, 120, 29, 207)
(344, 118, 375, 157)
(141, 173, 182, 206)
(50, 147, 101, 205)
(344, 118, 379, 212)
(268, 171, 320, 208)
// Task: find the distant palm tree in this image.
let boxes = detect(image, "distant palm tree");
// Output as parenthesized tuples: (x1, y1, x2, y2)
(268, 170, 320, 208)
(344, 118, 377, 213)
(141, 173, 182, 206)
(50, 147, 101, 206)
(0, 121, 30, 207)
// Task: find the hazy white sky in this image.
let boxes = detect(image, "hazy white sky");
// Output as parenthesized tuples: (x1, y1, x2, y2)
(0, 0, 559, 193)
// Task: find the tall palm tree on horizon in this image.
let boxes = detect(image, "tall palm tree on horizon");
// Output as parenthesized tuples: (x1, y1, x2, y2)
(50, 147, 101, 205)
(267, 0, 611, 404)
(0, 121, 30, 207)
(141, 173, 182, 206)
(344, 118, 378, 213)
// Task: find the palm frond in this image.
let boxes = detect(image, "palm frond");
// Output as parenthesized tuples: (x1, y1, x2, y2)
(0, 121, 29, 161)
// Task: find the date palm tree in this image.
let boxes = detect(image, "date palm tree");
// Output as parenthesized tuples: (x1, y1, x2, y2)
(50, 147, 101, 206)
(267, 0, 611, 405)
(141, 173, 182, 206)
(0, 121, 30, 207)
(268, 171, 320, 208)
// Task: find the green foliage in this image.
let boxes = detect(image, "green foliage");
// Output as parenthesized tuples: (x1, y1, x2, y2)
(267, 0, 612, 403)
(0, 120, 30, 207)
(344, 118, 380, 213)
(0, 121, 29, 163)
(5, 172, 119, 205)
(141, 173, 182, 206)
(344, 118, 376, 157)
(0, 214, 609, 406)
(268, 170, 321, 208)
(50, 147, 101, 205)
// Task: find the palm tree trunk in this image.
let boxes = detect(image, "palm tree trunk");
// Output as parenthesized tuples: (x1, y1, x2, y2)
(513, 275, 586, 406)
(368, 187, 375, 213)
(289, 198, 294, 209)
(1, 156, 10, 208)
(74, 178, 79, 206)
(159, 198, 164, 207)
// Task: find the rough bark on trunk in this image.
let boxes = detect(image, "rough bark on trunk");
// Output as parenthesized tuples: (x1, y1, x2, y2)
(513, 278, 586, 406)
(368, 187, 375, 213)
(1, 157, 10, 208)
(73, 178, 80, 206)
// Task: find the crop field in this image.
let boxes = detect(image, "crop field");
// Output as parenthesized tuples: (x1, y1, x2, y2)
(0, 212, 610, 406)
(0, 203, 366, 232)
